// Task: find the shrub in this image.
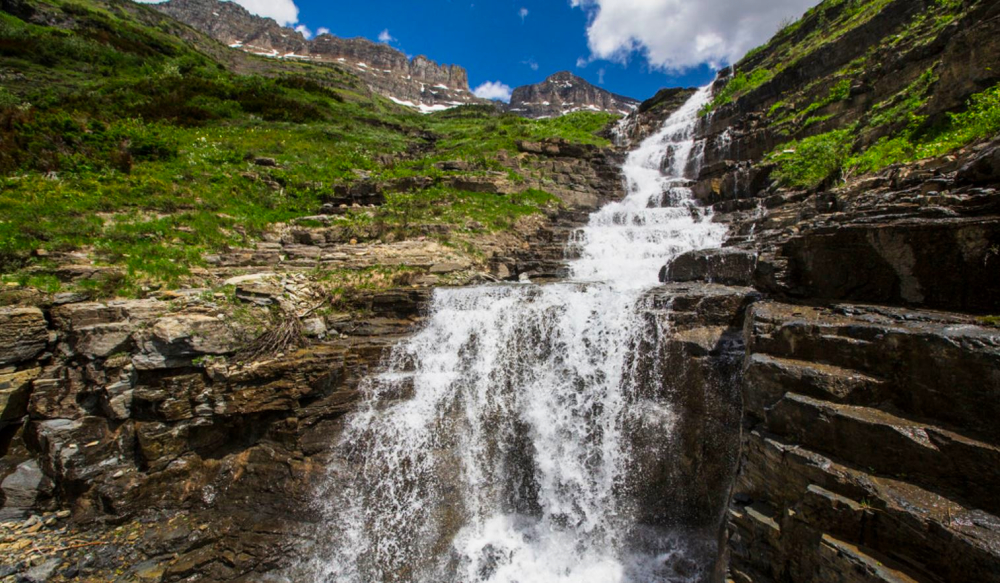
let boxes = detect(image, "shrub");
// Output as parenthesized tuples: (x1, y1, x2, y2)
(768, 128, 854, 189)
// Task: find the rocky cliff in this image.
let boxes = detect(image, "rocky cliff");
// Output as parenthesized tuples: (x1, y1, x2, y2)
(508, 71, 639, 118)
(154, 0, 482, 112)
(622, 0, 1000, 580)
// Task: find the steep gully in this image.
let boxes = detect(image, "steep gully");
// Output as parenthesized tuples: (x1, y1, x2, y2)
(300, 87, 732, 581)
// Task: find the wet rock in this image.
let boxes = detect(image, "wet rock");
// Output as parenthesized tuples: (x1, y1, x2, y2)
(632, 284, 757, 529)
(33, 417, 132, 487)
(662, 248, 758, 286)
(0, 308, 47, 366)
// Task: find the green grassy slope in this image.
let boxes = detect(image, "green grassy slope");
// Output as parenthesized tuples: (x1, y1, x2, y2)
(703, 0, 999, 190)
(0, 0, 617, 293)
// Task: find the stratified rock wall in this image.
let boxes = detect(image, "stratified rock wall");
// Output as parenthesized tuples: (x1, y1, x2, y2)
(651, 0, 1000, 580)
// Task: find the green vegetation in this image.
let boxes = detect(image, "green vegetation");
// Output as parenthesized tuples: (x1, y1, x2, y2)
(0, 0, 616, 294)
(867, 68, 938, 129)
(700, 69, 774, 116)
(846, 81, 1000, 175)
(701, 0, 969, 118)
(767, 81, 1000, 188)
(766, 128, 854, 189)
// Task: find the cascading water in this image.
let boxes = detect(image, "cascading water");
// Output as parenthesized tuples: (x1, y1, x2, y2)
(305, 85, 728, 583)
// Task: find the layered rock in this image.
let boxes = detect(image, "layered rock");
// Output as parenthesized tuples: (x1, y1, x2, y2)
(727, 302, 1000, 582)
(508, 71, 639, 118)
(154, 0, 481, 111)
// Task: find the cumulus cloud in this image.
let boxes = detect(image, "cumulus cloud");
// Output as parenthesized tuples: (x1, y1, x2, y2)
(473, 81, 513, 102)
(317, 27, 330, 36)
(295, 24, 312, 39)
(378, 29, 396, 43)
(519, 7, 529, 22)
(570, 0, 816, 71)
(136, 0, 300, 26)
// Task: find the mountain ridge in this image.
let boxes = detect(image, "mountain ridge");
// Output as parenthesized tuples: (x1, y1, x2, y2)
(508, 71, 639, 118)
(154, 0, 483, 112)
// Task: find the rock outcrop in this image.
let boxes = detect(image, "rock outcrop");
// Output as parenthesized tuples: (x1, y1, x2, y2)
(508, 71, 639, 118)
(154, 0, 482, 111)
(634, 0, 1000, 580)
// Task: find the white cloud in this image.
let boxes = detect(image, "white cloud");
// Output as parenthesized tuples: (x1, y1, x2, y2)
(473, 81, 513, 102)
(576, 56, 589, 68)
(317, 27, 330, 36)
(136, 0, 300, 27)
(378, 29, 396, 43)
(522, 58, 539, 71)
(519, 7, 529, 22)
(295, 24, 312, 39)
(569, 0, 816, 71)
(597, 68, 606, 84)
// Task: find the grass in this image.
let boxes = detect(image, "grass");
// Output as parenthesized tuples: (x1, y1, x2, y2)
(768, 81, 1000, 188)
(700, 69, 774, 116)
(766, 128, 855, 189)
(706, 0, 969, 120)
(845, 81, 1000, 176)
(0, 0, 616, 294)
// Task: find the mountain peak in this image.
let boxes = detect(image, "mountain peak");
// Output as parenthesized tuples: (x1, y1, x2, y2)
(508, 72, 638, 118)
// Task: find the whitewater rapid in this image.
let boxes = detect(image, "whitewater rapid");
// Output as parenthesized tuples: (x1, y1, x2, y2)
(306, 85, 728, 583)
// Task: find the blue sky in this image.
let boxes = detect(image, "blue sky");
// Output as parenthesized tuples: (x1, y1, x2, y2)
(157, 0, 820, 102)
(293, 0, 719, 102)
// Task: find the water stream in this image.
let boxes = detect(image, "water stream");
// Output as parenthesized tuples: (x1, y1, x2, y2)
(306, 86, 728, 583)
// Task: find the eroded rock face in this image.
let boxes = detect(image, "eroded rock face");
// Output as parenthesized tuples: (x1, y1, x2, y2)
(0, 287, 431, 579)
(726, 302, 1000, 582)
(154, 0, 481, 111)
(507, 71, 639, 119)
(632, 284, 759, 534)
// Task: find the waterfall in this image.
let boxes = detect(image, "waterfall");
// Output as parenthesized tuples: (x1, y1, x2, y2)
(305, 86, 727, 583)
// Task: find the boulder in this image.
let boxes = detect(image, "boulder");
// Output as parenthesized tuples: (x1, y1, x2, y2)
(662, 248, 758, 286)
(34, 417, 132, 486)
(957, 145, 1000, 185)
(21, 558, 62, 583)
(0, 460, 53, 520)
(0, 367, 39, 428)
(69, 323, 133, 358)
(0, 307, 47, 366)
(133, 315, 238, 369)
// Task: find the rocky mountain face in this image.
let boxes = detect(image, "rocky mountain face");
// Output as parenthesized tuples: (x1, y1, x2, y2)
(613, 0, 1000, 581)
(508, 71, 639, 118)
(154, 0, 481, 112)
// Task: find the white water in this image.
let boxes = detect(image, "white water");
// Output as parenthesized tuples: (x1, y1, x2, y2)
(306, 86, 727, 583)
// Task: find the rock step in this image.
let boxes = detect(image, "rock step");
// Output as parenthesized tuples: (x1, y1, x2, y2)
(729, 431, 1000, 583)
(766, 392, 1000, 517)
(747, 302, 1000, 444)
(817, 535, 921, 583)
(743, 354, 886, 417)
